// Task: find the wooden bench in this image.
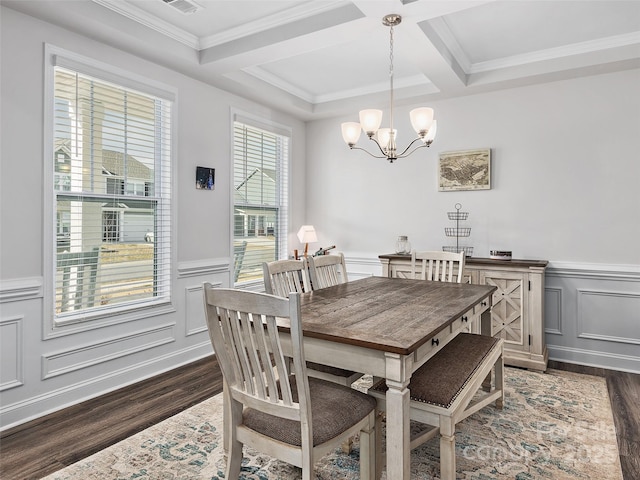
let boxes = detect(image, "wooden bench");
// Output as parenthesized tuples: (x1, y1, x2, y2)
(368, 333, 504, 480)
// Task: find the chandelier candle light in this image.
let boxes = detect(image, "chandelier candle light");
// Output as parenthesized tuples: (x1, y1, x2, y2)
(341, 14, 437, 163)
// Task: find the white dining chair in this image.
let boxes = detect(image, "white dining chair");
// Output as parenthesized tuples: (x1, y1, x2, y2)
(202, 284, 377, 480)
(411, 250, 466, 283)
(262, 258, 362, 387)
(262, 258, 310, 297)
(307, 252, 348, 289)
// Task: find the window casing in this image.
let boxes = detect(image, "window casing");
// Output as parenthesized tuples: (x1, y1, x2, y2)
(232, 117, 290, 286)
(49, 50, 173, 326)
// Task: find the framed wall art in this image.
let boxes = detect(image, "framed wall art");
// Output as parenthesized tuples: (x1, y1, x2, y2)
(196, 166, 215, 190)
(438, 148, 491, 191)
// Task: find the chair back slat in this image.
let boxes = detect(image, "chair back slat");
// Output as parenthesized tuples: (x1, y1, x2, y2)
(308, 253, 348, 289)
(203, 285, 304, 415)
(411, 250, 465, 283)
(263, 259, 310, 298)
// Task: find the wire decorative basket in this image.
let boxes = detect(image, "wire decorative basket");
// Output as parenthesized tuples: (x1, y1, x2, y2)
(443, 245, 474, 256)
(445, 227, 471, 237)
(447, 211, 469, 221)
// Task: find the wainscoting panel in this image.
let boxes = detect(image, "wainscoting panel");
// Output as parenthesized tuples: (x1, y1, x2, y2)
(577, 289, 640, 344)
(544, 287, 563, 336)
(545, 262, 640, 373)
(185, 281, 222, 336)
(42, 324, 176, 379)
(0, 316, 24, 391)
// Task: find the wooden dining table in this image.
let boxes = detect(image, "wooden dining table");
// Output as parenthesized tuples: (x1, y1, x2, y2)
(291, 275, 497, 480)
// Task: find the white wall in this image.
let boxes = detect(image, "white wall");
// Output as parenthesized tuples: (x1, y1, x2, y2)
(306, 71, 640, 264)
(305, 70, 640, 373)
(0, 7, 306, 430)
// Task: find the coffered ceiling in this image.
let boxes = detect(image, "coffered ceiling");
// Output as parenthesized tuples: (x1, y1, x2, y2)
(3, 0, 640, 120)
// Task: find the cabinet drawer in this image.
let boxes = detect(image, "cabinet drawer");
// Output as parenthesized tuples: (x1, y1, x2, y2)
(413, 324, 456, 368)
(454, 312, 474, 333)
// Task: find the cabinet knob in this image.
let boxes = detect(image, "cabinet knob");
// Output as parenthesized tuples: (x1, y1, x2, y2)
(462, 316, 468, 322)
(432, 338, 439, 346)
(481, 301, 487, 306)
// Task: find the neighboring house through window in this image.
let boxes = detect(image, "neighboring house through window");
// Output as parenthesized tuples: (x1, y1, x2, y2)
(232, 115, 290, 286)
(48, 46, 173, 326)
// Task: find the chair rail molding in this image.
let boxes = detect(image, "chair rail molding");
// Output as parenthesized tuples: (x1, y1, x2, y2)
(177, 257, 229, 278)
(547, 261, 640, 281)
(0, 277, 43, 303)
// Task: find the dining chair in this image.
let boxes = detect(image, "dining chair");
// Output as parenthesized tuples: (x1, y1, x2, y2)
(263, 258, 362, 387)
(305, 254, 364, 383)
(410, 250, 465, 283)
(307, 252, 348, 289)
(262, 258, 310, 297)
(202, 284, 377, 480)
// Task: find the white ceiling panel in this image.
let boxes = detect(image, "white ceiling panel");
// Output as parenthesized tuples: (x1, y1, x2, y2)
(2, 0, 638, 120)
(442, 1, 640, 64)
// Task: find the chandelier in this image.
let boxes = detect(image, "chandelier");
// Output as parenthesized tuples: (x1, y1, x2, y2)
(341, 14, 437, 163)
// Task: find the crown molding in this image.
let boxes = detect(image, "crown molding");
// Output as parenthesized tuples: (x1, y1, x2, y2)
(470, 31, 640, 73)
(429, 16, 640, 75)
(91, 0, 200, 49)
(199, 0, 345, 50)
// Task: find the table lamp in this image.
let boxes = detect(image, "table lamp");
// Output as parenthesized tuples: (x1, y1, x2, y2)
(297, 225, 317, 257)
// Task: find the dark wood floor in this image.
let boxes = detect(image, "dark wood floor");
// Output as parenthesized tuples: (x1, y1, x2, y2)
(1, 357, 638, 480)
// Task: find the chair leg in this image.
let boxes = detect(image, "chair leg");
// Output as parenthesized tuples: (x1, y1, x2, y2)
(226, 399, 243, 479)
(341, 437, 353, 454)
(223, 380, 231, 452)
(495, 355, 505, 410)
(374, 410, 384, 480)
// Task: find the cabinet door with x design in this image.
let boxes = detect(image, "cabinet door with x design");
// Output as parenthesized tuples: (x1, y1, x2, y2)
(481, 271, 529, 353)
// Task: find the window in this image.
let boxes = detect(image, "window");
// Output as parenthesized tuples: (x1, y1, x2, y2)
(233, 117, 289, 285)
(50, 50, 172, 324)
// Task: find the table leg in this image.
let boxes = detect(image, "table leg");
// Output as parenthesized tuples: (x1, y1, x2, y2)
(480, 299, 493, 391)
(384, 353, 412, 480)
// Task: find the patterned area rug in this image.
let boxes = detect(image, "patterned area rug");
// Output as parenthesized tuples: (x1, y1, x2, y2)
(44, 368, 622, 480)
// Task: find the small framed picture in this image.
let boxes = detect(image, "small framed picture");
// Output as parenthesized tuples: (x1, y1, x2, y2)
(438, 148, 491, 191)
(196, 166, 215, 190)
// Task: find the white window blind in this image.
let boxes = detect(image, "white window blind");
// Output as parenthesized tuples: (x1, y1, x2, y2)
(233, 120, 289, 285)
(53, 65, 172, 323)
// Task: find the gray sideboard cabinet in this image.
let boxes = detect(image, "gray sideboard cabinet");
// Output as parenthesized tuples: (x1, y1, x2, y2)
(379, 254, 549, 372)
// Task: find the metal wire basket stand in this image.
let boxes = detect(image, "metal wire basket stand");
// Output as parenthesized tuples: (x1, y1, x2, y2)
(443, 203, 474, 257)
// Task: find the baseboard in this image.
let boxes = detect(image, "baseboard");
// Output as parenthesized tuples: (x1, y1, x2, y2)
(547, 344, 640, 375)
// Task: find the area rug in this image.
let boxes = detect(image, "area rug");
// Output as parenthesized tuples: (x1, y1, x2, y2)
(43, 368, 622, 480)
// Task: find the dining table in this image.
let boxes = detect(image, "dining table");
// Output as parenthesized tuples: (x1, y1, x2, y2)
(290, 275, 497, 480)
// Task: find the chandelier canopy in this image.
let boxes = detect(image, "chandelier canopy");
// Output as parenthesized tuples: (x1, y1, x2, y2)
(341, 14, 437, 163)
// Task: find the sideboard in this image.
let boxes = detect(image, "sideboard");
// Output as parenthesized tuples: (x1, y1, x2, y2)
(379, 254, 549, 371)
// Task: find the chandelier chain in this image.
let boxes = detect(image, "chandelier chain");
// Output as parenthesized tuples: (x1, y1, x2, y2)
(389, 24, 395, 134)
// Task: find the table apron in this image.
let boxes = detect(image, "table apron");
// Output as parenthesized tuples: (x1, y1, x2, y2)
(280, 335, 390, 378)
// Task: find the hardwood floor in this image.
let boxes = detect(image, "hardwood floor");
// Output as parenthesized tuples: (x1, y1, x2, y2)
(1, 358, 638, 480)
(0, 356, 223, 480)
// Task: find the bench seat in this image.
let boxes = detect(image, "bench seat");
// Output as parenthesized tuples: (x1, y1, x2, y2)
(368, 333, 504, 480)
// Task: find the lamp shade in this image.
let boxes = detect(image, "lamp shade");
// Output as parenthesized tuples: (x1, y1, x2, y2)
(359, 109, 383, 135)
(341, 122, 362, 146)
(409, 107, 434, 136)
(297, 225, 317, 244)
(376, 128, 397, 150)
(424, 120, 437, 144)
